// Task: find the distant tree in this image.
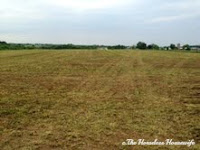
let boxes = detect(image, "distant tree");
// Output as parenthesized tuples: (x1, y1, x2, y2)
(0, 41, 7, 44)
(152, 44, 159, 50)
(108, 45, 127, 49)
(183, 44, 191, 50)
(147, 44, 159, 50)
(131, 45, 136, 49)
(0, 41, 8, 50)
(163, 47, 168, 50)
(136, 42, 147, 49)
(147, 45, 152, 49)
(170, 44, 177, 50)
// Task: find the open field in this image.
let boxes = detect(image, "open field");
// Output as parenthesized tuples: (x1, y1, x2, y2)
(0, 50, 200, 150)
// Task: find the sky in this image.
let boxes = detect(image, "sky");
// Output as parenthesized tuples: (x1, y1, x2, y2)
(0, 0, 200, 46)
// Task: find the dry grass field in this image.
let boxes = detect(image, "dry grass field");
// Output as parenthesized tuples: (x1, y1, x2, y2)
(0, 50, 200, 150)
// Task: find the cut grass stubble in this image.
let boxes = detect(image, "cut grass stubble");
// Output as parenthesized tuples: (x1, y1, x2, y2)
(0, 50, 200, 150)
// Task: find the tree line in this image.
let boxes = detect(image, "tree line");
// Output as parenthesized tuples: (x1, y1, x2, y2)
(0, 40, 197, 50)
(0, 41, 127, 50)
(135, 42, 191, 50)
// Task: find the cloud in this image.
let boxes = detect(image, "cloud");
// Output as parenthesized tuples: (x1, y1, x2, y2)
(0, 0, 136, 22)
(150, 13, 200, 23)
(46, 0, 134, 11)
(160, 0, 200, 11)
(148, 0, 200, 23)
(0, 0, 45, 21)
(0, 0, 199, 45)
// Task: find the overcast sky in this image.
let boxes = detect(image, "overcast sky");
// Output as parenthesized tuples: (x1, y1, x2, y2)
(0, 0, 200, 46)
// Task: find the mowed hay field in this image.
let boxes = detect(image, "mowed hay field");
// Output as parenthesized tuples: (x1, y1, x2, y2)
(0, 50, 200, 150)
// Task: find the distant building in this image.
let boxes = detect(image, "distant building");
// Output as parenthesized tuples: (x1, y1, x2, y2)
(177, 43, 181, 50)
(190, 45, 200, 50)
(98, 47, 108, 50)
(127, 46, 133, 49)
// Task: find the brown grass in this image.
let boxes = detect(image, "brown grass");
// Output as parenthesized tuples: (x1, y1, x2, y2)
(0, 50, 200, 150)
